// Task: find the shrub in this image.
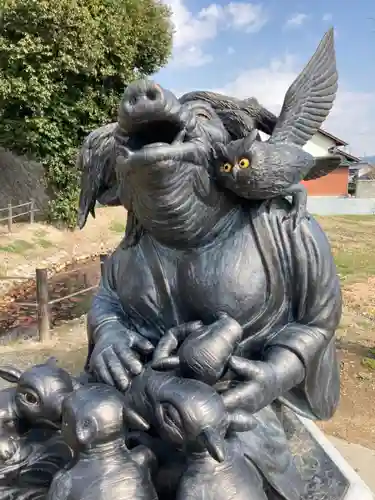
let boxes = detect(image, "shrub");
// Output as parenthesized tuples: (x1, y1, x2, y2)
(0, 0, 173, 227)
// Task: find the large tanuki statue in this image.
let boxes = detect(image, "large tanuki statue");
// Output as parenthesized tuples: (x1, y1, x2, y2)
(76, 28, 342, 499)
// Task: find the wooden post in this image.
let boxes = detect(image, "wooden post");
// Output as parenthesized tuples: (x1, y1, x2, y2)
(7, 203, 12, 233)
(83, 272, 89, 289)
(36, 268, 50, 342)
(99, 253, 107, 276)
(29, 199, 35, 224)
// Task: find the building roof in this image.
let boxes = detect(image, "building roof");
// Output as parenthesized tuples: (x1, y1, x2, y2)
(348, 161, 373, 171)
(318, 129, 348, 147)
(335, 149, 360, 164)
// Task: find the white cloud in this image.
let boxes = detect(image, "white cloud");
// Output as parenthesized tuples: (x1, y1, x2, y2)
(322, 13, 333, 22)
(214, 54, 297, 113)
(223, 2, 268, 32)
(284, 13, 308, 28)
(165, 0, 219, 50)
(326, 91, 375, 157)
(209, 56, 375, 156)
(163, 0, 268, 68)
(172, 45, 214, 68)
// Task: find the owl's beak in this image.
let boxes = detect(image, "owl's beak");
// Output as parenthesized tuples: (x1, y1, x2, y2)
(231, 164, 239, 179)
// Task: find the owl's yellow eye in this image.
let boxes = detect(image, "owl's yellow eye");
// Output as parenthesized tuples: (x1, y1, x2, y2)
(238, 158, 250, 169)
(220, 162, 233, 173)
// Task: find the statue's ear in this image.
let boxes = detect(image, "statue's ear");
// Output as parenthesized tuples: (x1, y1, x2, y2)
(72, 380, 83, 391)
(0, 366, 22, 384)
(123, 407, 150, 432)
(76, 417, 98, 446)
(198, 427, 225, 463)
(213, 142, 227, 161)
(242, 129, 258, 150)
(46, 357, 58, 367)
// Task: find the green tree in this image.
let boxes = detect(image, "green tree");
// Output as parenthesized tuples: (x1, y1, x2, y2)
(0, 0, 173, 226)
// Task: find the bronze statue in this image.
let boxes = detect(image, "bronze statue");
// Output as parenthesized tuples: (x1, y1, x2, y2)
(78, 27, 342, 500)
(0, 27, 351, 499)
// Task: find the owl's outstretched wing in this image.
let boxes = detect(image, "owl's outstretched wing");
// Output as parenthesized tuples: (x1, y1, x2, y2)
(303, 155, 342, 181)
(77, 122, 122, 229)
(269, 28, 338, 146)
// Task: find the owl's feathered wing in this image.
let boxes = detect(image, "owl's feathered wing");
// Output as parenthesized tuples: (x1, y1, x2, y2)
(303, 154, 342, 181)
(269, 28, 338, 146)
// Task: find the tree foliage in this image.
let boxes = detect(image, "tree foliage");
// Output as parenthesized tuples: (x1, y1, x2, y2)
(0, 0, 173, 226)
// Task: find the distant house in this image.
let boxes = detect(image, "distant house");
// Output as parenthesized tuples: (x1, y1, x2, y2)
(301, 129, 359, 196)
(362, 155, 375, 166)
(348, 161, 373, 180)
(349, 161, 375, 198)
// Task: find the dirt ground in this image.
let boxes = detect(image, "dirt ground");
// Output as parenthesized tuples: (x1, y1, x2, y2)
(0, 205, 127, 296)
(1, 212, 375, 449)
(0, 317, 88, 379)
(314, 215, 375, 449)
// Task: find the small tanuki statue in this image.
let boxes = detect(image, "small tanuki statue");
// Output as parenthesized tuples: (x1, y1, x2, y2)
(0, 28, 346, 500)
(46, 384, 158, 500)
(0, 360, 74, 500)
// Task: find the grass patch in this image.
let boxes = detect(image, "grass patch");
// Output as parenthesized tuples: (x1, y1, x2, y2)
(334, 250, 375, 281)
(35, 237, 53, 249)
(109, 220, 126, 233)
(0, 263, 7, 277)
(34, 229, 48, 238)
(317, 215, 375, 283)
(331, 214, 375, 221)
(0, 239, 35, 254)
(361, 357, 375, 371)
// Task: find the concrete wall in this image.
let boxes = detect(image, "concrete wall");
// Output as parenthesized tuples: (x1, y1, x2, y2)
(307, 196, 375, 215)
(356, 180, 375, 198)
(0, 149, 49, 218)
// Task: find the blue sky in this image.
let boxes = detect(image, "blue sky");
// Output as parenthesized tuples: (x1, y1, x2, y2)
(154, 0, 375, 156)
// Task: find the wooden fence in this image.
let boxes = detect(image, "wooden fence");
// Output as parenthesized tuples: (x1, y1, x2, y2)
(0, 199, 38, 232)
(0, 254, 108, 343)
